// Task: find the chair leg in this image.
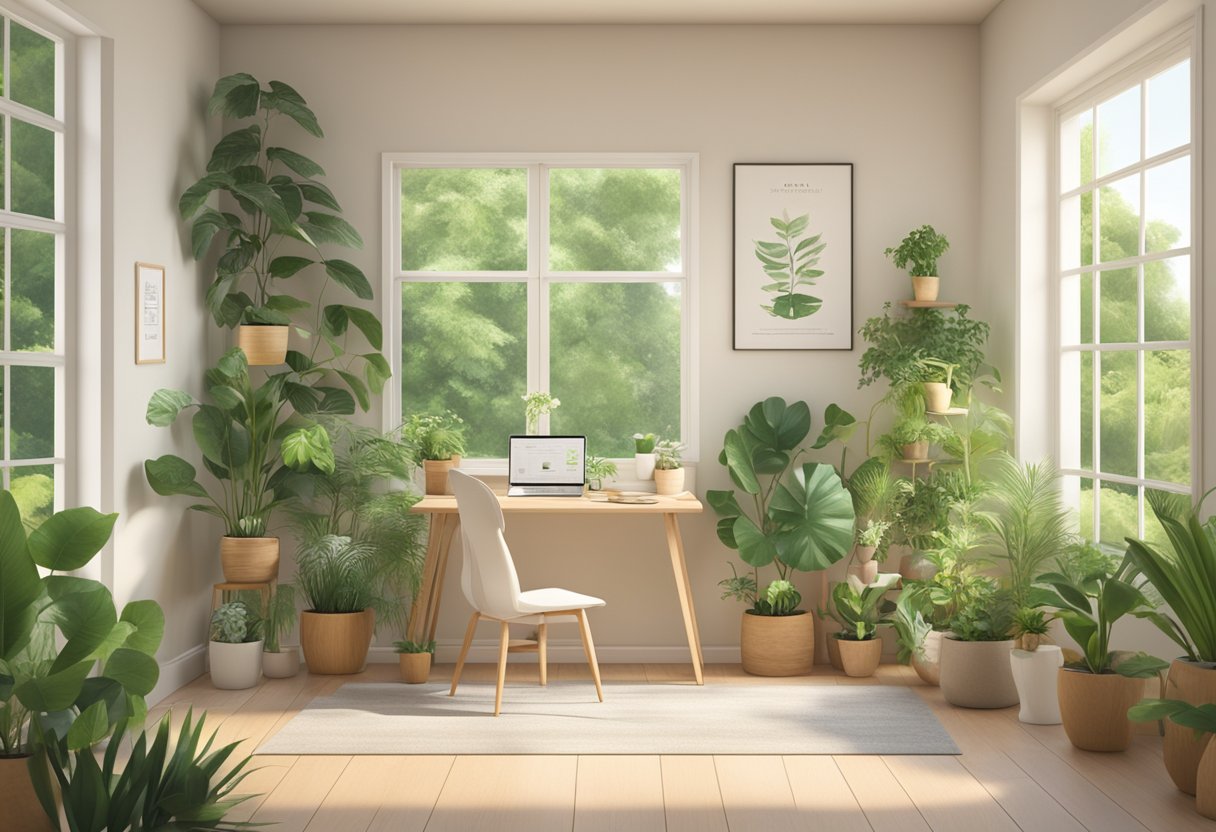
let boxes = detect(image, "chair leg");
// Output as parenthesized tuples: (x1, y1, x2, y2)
(449, 611, 480, 697)
(494, 620, 511, 716)
(576, 609, 604, 702)
(537, 622, 548, 687)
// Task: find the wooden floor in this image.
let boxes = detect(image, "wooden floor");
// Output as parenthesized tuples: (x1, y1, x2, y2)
(148, 661, 1216, 832)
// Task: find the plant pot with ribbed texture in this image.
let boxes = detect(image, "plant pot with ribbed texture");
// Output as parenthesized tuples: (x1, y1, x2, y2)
(300, 609, 375, 674)
(1163, 659, 1216, 793)
(424, 456, 459, 495)
(939, 637, 1018, 708)
(1057, 667, 1143, 751)
(0, 755, 53, 831)
(220, 536, 279, 583)
(837, 636, 882, 678)
(825, 628, 844, 670)
(912, 629, 946, 686)
(741, 611, 814, 676)
(399, 652, 432, 684)
(911, 275, 940, 302)
(654, 467, 685, 496)
(237, 324, 289, 365)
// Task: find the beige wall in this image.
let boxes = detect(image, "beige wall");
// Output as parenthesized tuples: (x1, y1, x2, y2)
(219, 23, 981, 661)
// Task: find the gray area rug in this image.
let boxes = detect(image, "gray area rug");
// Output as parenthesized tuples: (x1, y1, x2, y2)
(257, 683, 958, 755)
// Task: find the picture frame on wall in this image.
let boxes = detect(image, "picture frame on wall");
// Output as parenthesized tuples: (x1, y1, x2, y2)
(733, 163, 853, 350)
(135, 261, 166, 364)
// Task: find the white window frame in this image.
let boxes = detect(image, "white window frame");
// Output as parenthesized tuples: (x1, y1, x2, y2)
(0, 0, 72, 510)
(382, 152, 700, 469)
(1052, 28, 1200, 542)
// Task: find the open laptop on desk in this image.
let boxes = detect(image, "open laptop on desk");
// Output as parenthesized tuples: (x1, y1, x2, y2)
(507, 435, 586, 497)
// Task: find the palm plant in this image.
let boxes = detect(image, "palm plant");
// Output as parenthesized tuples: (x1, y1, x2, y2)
(263, 584, 298, 654)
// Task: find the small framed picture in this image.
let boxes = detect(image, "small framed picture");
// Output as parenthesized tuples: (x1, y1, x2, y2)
(135, 262, 166, 364)
(733, 163, 853, 350)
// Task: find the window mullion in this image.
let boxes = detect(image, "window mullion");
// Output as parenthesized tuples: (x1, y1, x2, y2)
(532, 164, 547, 431)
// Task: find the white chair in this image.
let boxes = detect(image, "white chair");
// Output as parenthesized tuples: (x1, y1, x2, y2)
(447, 470, 606, 715)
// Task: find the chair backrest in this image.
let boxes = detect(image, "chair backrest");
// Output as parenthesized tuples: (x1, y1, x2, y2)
(449, 470, 523, 619)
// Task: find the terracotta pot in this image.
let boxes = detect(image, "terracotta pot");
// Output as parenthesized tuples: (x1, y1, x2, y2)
(1164, 659, 1216, 794)
(923, 382, 953, 413)
(837, 636, 882, 678)
(220, 536, 279, 583)
(1197, 740, 1216, 819)
(740, 610, 814, 676)
(855, 545, 877, 563)
(939, 637, 1019, 708)
(635, 453, 656, 481)
(263, 646, 301, 679)
(911, 275, 940, 302)
(423, 457, 459, 495)
(1011, 646, 1063, 725)
(399, 652, 432, 684)
(300, 609, 375, 675)
(1057, 667, 1143, 751)
(848, 561, 879, 585)
(899, 551, 937, 582)
(825, 629, 844, 670)
(0, 755, 53, 831)
(237, 324, 289, 365)
(901, 441, 929, 460)
(912, 629, 946, 686)
(654, 467, 685, 496)
(208, 639, 263, 690)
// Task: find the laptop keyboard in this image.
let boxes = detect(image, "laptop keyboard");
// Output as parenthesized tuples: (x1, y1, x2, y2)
(508, 486, 583, 496)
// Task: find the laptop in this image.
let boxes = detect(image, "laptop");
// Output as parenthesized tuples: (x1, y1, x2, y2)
(507, 435, 586, 497)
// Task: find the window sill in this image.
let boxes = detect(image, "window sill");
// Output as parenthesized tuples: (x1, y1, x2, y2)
(451, 461, 698, 492)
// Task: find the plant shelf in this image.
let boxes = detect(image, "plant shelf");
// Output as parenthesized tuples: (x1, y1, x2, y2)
(927, 407, 969, 417)
(895, 457, 933, 464)
(899, 300, 962, 309)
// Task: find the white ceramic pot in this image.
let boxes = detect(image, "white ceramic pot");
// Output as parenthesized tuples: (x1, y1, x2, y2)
(923, 382, 953, 413)
(912, 629, 947, 686)
(262, 646, 301, 679)
(939, 637, 1019, 709)
(654, 467, 685, 495)
(635, 453, 656, 481)
(209, 639, 263, 690)
(1010, 645, 1063, 724)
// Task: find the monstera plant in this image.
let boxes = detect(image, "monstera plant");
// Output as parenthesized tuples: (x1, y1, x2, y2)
(710, 397, 856, 677)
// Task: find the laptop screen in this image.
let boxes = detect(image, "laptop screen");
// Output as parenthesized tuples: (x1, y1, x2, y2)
(508, 436, 586, 486)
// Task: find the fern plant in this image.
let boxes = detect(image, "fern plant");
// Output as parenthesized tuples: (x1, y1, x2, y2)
(755, 211, 827, 320)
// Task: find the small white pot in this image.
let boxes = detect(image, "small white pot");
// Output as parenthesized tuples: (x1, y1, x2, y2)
(1010, 645, 1064, 724)
(635, 453, 656, 481)
(263, 646, 301, 679)
(209, 639, 263, 690)
(912, 629, 947, 686)
(654, 467, 685, 495)
(923, 382, 953, 413)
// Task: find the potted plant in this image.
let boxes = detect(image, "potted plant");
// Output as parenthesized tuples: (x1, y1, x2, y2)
(823, 574, 898, 677)
(522, 391, 560, 435)
(709, 397, 855, 676)
(1130, 699, 1216, 818)
(180, 73, 381, 370)
(0, 492, 164, 831)
(633, 432, 658, 480)
(1037, 562, 1168, 751)
(940, 585, 1020, 708)
(884, 224, 949, 301)
(889, 417, 949, 461)
(1008, 607, 1064, 724)
(295, 535, 380, 674)
(585, 455, 617, 491)
(1125, 491, 1216, 793)
(401, 411, 466, 496)
(395, 640, 436, 684)
(653, 439, 686, 495)
(850, 519, 889, 584)
(892, 590, 937, 683)
(209, 602, 264, 690)
(918, 358, 960, 413)
(262, 584, 300, 678)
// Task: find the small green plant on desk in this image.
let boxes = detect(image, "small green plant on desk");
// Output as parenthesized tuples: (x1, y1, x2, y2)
(585, 455, 618, 490)
(633, 432, 657, 454)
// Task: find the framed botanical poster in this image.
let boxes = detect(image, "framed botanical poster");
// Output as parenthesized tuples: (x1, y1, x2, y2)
(135, 262, 166, 364)
(733, 163, 853, 350)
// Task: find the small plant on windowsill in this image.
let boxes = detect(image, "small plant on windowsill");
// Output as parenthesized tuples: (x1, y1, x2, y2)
(395, 639, 436, 684)
(522, 391, 560, 435)
(653, 439, 685, 495)
(585, 455, 618, 491)
(633, 432, 658, 480)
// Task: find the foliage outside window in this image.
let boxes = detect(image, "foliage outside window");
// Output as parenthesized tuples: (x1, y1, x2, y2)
(392, 156, 693, 460)
(1056, 47, 1195, 549)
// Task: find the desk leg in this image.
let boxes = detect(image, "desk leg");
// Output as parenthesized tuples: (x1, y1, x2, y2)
(407, 514, 449, 644)
(663, 513, 704, 685)
(426, 517, 460, 645)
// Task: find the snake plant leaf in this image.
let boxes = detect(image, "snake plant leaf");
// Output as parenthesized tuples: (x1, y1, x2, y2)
(0, 492, 39, 661)
(722, 429, 760, 494)
(811, 403, 857, 449)
(144, 455, 209, 499)
(146, 389, 195, 427)
(770, 293, 822, 320)
(733, 514, 778, 568)
(205, 125, 261, 173)
(28, 507, 119, 572)
(769, 462, 855, 573)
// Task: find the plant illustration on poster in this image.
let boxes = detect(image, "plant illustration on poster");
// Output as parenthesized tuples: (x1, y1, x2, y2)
(733, 163, 853, 350)
(135, 261, 166, 364)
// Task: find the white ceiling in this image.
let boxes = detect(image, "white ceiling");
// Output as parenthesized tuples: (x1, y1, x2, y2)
(191, 0, 1003, 26)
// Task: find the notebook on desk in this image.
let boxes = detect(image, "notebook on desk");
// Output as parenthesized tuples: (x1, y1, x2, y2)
(506, 435, 586, 497)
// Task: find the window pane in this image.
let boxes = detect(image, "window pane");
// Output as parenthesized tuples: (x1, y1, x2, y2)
(1061, 192, 1092, 269)
(11, 118, 55, 218)
(11, 464, 53, 531)
(1098, 350, 1136, 477)
(1098, 175, 1139, 263)
(1080, 351, 1093, 470)
(1060, 109, 1093, 192)
(1145, 156, 1190, 253)
(1099, 480, 1139, 547)
(11, 229, 54, 352)
(400, 168, 527, 271)
(1146, 60, 1190, 157)
(10, 364, 54, 459)
(1144, 349, 1190, 484)
(1078, 476, 1095, 540)
(1097, 84, 1141, 176)
(549, 168, 681, 272)
(9, 21, 55, 117)
(1145, 255, 1189, 342)
(1098, 268, 1136, 344)
(1061, 272, 1089, 345)
(549, 282, 681, 458)
(401, 281, 526, 458)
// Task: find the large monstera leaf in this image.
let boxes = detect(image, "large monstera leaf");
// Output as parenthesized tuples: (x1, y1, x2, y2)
(716, 397, 812, 494)
(768, 463, 856, 572)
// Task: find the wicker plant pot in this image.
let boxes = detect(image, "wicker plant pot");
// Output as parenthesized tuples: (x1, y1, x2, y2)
(424, 457, 459, 495)
(654, 467, 685, 496)
(939, 637, 1018, 708)
(300, 609, 375, 675)
(399, 652, 432, 684)
(912, 629, 946, 686)
(1164, 659, 1216, 793)
(837, 636, 882, 678)
(220, 536, 279, 583)
(740, 610, 814, 676)
(237, 324, 289, 365)
(0, 755, 53, 831)
(825, 629, 844, 670)
(1057, 667, 1143, 751)
(911, 275, 940, 302)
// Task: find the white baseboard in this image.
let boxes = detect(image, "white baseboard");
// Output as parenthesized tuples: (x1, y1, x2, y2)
(148, 643, 207, 706)
(368, 640, 742, 664)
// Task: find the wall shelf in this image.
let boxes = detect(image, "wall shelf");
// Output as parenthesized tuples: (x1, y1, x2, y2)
(898, 299, 962, 309)
(927, 407, 969, 417)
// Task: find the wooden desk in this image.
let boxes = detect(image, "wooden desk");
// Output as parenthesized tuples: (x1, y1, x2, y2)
(407, 492, 706, 684)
